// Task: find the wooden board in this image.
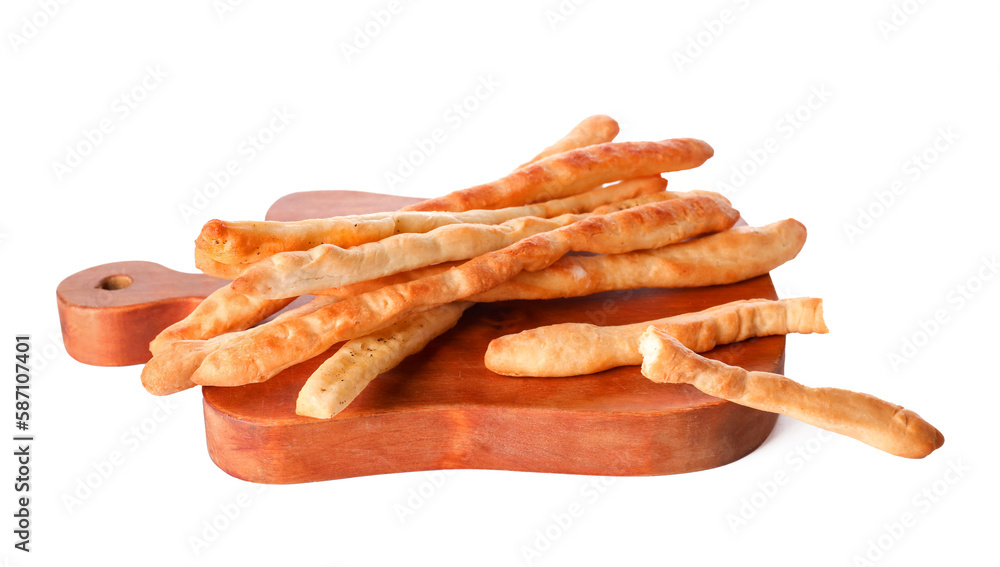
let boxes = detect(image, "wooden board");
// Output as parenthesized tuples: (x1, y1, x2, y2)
(57, 191, 784, 484)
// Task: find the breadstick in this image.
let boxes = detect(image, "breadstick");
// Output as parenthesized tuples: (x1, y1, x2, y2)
(232, 192, 679, 300)
(149, 283, 295, 356)
(296, 302, 473, 419)
(195, 247, 257, 279)
(196, 176, 666, 270)
(312, 219, 804, 303)
(402, 138, 713, 212)
(638, 327, 945, 459)
(189, 195, 739, 386)
(468, 219, 806, 302)
(486, 298, 827, 376)
(294, 118, 618, 414)
(141, 295, 342, 395)
(515, 115, 620, 170)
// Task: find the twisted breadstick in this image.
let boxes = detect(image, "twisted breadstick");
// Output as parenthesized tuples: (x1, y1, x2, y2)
(639, 327, 945, 459)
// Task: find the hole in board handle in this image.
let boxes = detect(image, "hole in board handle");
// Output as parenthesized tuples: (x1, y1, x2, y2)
(97, 275, 133, 290)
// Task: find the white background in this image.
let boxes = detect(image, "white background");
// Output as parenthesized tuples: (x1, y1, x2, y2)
(2, 0, 998, 565)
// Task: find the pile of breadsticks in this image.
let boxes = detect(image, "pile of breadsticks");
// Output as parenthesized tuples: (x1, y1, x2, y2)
(141, 114, 943, 459)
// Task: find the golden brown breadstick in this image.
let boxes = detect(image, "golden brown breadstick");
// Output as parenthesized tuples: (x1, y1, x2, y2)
(189, 195, 738, 386)
(468, 219, 807, 302)
(313, 218, 805, 303)
(296, 302, 473, 419)
(142, 295, 342, 395)
(232, 192, 679, 300)
(638, 327, 945, 458)
(486, 298, 828, 377)
(195, 176, 666, 270)
(515, 115, 620, 170)
(149, 283, 295, 356)
(194, 248, 257, 279)
(402, 138, 714, 212)
(293, 118, 621, 414)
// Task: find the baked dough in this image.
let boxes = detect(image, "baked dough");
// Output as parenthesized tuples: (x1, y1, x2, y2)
(486, 298, 827, 376)
(638, 327, 944, 458)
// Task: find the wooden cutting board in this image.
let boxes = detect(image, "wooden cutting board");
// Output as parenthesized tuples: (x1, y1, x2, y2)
(57, 191, 784, 484)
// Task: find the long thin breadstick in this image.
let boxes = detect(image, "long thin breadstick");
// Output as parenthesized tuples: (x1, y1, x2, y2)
(293, 116, 619, 414)
(486, 298, 828, 377)
(194, 248, 258, 279)
(149, 283, 295, 356)
(638, 327, 945, 459)
(313, 219, 805, 302)
(188, 195, 739, 387)
(147, 217, 803, 394)
(196, 176, 666, 270)
(142, 295, 343, 395)
(403, 138, 713, 212)
(515, 115, 620, 170)
(296, 302, 473, 419)
(166, 119, 645, 354)
(468, 219, 807, 302)
(232, 192, 678, 300)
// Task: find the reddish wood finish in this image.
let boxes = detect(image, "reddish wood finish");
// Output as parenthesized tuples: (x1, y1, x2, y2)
(58, 191, 785, 483)
(56, 261, 229, 366)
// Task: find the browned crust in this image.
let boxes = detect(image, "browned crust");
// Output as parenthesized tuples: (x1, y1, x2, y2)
(639, 327, 945, 459)
(514, 115, 620, 170)
(187, 195, 737, 386)
(401, 139, 714, 212)
(148, 283, 294, 356)
(193, 177, 667, 271)
(469, 219, 806, 302)
(485, 297, 828, 377)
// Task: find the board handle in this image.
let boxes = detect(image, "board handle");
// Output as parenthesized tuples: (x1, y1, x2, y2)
(56, 261, 229, 367)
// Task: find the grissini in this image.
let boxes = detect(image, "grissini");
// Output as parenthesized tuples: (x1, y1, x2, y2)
(195, 176, 666, 270)
(402, 138, 714, 212)
(189, 195, 739, 386)
(311, 219, 805, 302)
(231, 192, 679, 300)
(467, 219, 807, 302)
(638, 327, 945, 459)
(486, 297, 827, 376)
(294, 115, 619, 415)
(148, 282, 295, 356)
(295, 302, 473, 419)
(148, 216, 805, 394)
(179, 182, 670, 347)
(514, 114, 620, 170)
(171, 119, 647, 352)
(141, 295, 342, 395)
